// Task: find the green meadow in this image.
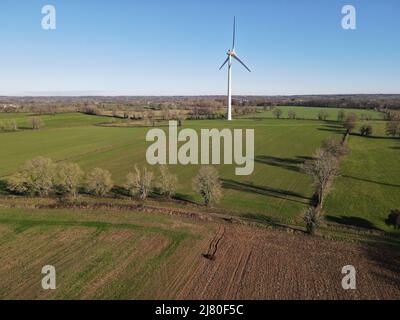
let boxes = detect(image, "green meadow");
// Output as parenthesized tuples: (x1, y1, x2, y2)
(251, 106, 384, 121)
(0, 109, 399, 234)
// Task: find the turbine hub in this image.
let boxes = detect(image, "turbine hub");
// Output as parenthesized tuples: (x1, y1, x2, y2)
(227, 50, 235, 56)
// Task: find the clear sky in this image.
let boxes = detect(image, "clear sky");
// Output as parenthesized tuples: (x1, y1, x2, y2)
(0, 0, 399, 96)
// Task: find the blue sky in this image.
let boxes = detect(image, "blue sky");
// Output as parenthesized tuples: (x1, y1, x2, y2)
(0, 0, 399, 96)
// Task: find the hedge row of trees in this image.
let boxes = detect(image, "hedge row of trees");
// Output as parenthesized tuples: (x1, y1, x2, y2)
(6, 157, 223, 206)
(0, 117, 44, 132)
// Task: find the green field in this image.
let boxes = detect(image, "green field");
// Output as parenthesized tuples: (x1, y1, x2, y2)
(251, 106, 384, 121)
(0, 109, 399, 234)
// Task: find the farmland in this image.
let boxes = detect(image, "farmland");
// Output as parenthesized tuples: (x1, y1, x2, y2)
(0, 207, 398, 299)
(0, 109, 399, 231)
(0, 107, 399, 300)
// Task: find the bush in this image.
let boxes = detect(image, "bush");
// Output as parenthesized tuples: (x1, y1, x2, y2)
(385, 209, 400, 230)
(360, 125, 373, 136)
(158, 165, 178, 198)
(303, 206, 320, 235)
(0, 119, 18, 132)
(55, 162, 84, 198)
(125, 165, 153, 200)
(85, 168, 113, 197)
(7, 157, 56, 196)
(192, 166, 222, 206)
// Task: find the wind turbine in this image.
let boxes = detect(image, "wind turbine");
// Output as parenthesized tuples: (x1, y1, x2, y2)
(219, 17, 251, 121)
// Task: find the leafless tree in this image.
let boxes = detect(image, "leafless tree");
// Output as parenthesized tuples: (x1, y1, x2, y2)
(157, 165, 178, 198)
(125, 165, 154, 200)
(272, 108, 283, 119)
(303, 149, 340, 208)
(85, 168, 113, 197)
(192, 166, 222, 206)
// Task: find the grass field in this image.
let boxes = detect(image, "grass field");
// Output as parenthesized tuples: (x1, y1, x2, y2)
(250, 106, 384, 121)
(0, 110, 399, 233)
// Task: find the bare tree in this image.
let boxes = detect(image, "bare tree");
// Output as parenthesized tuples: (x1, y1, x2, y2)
(158, 165, 178, 198)
(318, 110, 330, 121)
(85, 168, 113, 197)
(30, 117, 44, 130)
(192, 166, 222, 206)
(55, 162, 84, 198)
(7, 157, 56, 196)
(272, 108, 283, 119)
(386, 121, 399, 137)
(303, 149, 340, 208)
(337, 110, 346, 122)
(343, 113, 357, 133)
(288, 109, 297, 119)
(321, 138, 348, 157)
(125, 165, 153, 200)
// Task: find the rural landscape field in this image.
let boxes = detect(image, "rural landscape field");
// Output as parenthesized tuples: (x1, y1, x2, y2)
(0, 103, 399, 299)
(1, 0, 400, 305)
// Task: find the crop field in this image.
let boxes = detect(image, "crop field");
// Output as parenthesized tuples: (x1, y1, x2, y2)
(0, 207, 398, 299)
(251, 106, 384, 121)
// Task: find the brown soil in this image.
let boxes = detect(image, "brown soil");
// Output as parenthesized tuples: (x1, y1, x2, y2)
(176, 224, 400, 300)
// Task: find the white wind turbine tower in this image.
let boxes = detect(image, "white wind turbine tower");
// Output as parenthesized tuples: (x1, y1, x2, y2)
(219, 17, 251, 121)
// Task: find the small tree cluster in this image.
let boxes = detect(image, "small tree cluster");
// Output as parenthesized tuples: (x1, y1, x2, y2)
(7, 157, 113, 199)
(0, 119, 18, 132)
(337, 110, 346, 122)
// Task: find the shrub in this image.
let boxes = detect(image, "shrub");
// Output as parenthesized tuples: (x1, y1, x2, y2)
(360, 125, 373, 136)
(385, 209, 400, 230)
(7, 157, 56, 196)
(192, 166, 222, 206)
(303, 206, 320, 235)
(85, 168, 113, 197)
(125, 165, 153, 200)
(55, 162, 84, 198)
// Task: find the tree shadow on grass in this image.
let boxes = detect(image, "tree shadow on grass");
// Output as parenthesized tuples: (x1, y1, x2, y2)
(173, 193, 198, 205)
(255, 155, 313, 173)
(0, 179, 9, 195)
(222, 179, 310, 204)
(317, 123, 345, 134)
(342, 175, 400, 188)
(325, 215, 380, 231)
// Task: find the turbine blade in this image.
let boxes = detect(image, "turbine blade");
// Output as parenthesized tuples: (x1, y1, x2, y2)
(233, 54, 251, 72)
(219, 57, 229, 70)
(232, 16, 236, 50)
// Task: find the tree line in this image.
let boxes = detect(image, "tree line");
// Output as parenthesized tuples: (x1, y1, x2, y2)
(6, 157, 223, 207)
